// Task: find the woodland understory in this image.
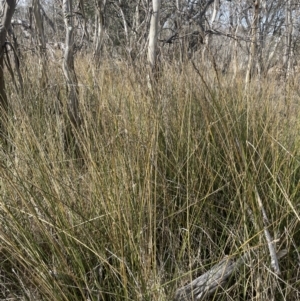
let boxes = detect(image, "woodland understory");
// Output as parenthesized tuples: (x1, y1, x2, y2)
(0, 1, 299, 301)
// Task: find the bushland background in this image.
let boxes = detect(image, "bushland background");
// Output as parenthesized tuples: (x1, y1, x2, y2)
(0, 0, 300, 300)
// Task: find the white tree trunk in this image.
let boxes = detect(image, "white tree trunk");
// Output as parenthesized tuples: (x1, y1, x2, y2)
(117, 1, 129, 45)
(148, 0, 161, 70)
(202, 0, 220, 65)
(283, 0, 294, 79)
(94, 0, 106, 65)
(130, 2, 140, 53)
(78, 0, 89, 41)
(62, 0, 79, 126)
(245, 0, 260, 85)
(32, 0, 47, 87)
(229, 2, 239, 80)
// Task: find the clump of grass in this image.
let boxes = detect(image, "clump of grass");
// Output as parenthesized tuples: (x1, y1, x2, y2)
(0, 57, 299, 300)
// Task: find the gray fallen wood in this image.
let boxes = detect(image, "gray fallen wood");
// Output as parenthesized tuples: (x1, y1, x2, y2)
(255, 187, 281, 275)
(174, 255, 244, 301)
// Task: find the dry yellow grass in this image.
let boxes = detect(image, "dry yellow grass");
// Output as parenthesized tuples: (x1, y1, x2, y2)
(0, 56, 299, 300)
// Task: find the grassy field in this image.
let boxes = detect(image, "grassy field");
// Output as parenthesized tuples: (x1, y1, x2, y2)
(0, 57, 300, 300)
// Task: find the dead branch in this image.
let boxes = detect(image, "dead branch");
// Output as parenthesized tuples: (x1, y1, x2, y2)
(174, 255, 245, 301)
(255, 187, 281, 275)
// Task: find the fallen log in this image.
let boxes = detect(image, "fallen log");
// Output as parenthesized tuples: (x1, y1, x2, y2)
(174, 247, 287, 301)
(174, 255, 245, 301)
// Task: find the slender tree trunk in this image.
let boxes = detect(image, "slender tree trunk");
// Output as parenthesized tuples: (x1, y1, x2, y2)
(245, 0, 260, 85)
(283, 0, 294, 80)
(232, 38, 238, 80)
(230, 3, 239, 81)
(0, 0, 16, 126)
(32, 0, 47, 88)
(148, 0, 161, 71)
(117, 1, 128, 44)
(265, 34, 283, 75)
(62, 0, 79, 127)
(129, 1, 140, 61)
(175, 2, 184, 62)
(78, 0, 89, 42)
(94, 0, 106, 66)
(202, 0, 220, 64)
(256, 8, 263, 79)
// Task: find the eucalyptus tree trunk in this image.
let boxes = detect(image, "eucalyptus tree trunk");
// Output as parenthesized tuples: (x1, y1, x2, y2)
(32, 0, 47, 87)
(202, 0, 220, 64)
(94, 0, 106, 66)
(245, 0, 260, 85)
(116, 1, 129, 44)
(0, 0, 16, 119)
(256, 1, 264, 80)
(230, 2, 239, 80)
(130, 1, 140, 60)
(62, 0, 79, 127)
(283, 0, 294, 79)
(78, 0, 89, 42)
(148, 0, 161, 71)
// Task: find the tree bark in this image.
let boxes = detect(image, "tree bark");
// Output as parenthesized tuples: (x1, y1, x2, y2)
(62, 0, 79, 127)
(283, 0, 294, 79)
(32, 0, 47, 88)
(202, 0, 220, 64)
(94, 0, 106, 66)
(245, 0, 260, 85)
(0, 0, 16, 113)
(78, 0, 89, 42)
(230, 2, 239, 80)
(148, 0, 161, 71)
